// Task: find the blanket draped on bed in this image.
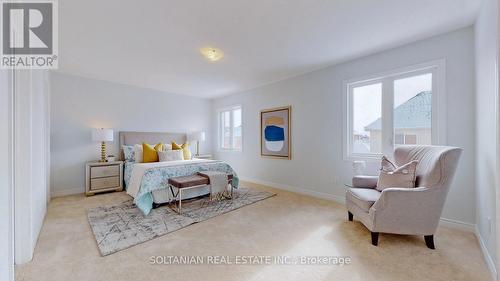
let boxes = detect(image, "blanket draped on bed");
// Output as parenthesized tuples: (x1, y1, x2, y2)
(126, 160, 239, 215)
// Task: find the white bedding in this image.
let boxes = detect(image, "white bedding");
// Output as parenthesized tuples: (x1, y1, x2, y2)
(126, 159, 215, 199)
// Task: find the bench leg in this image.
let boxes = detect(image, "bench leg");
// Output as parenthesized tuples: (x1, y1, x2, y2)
(221, 183, 233, 200)
(177, 189, 182, 214)
(168, 184, 182, 214)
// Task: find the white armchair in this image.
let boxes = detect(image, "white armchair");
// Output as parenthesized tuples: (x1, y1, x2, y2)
(346, 145, 462, 248)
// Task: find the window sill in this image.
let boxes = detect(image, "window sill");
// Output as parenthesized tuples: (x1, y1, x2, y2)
(218, 149, 243, 153)
(343, 154, 382, 162)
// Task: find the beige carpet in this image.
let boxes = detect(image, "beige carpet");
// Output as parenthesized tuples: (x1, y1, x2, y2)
(16, 182, 492, 281)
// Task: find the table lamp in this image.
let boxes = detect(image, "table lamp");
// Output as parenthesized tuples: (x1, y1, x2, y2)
(92, 128, 114, 162)
(188, 131, 205, 156)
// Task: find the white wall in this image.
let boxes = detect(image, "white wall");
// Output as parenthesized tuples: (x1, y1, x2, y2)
(0, 70, 13, 280)
(212, 27, 476, 225)
(14, 69, 51, 264)
(474, 0, 499, 278)
(50, 73, 213, 196)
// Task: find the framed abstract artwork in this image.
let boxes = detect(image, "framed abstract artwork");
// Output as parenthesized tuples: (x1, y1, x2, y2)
(260, 106, 291, 159)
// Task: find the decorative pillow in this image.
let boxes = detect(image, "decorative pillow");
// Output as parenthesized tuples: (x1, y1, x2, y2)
(172, 142, 182, 150)
(134, 144, 143, 163)
(142, 142, 164, 163)
(376, 156, 418, 191)
(134, 142, 164, 163)
(158, 150, 184, 162)
(172, 142, 192, 160)
(155, 142, 165, 152)
(122, 145, 135, 161)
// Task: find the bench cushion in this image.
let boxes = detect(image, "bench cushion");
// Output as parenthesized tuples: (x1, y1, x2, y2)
(168, 174, 233, 188)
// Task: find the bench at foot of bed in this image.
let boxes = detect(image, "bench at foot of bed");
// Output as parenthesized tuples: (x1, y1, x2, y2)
(153, 174, 233, 213)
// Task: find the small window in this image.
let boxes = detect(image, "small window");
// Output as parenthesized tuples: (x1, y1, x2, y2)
(218, 106, 242, 151)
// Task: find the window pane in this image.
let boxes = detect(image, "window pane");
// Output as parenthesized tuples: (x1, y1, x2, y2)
(221, 111, 231, 149)
(352, 83, 382, 153)
(405, 134, 417, 144)
(232, 108, 242, 150)
(393, 73, 432, 146)
(395, 133, 404, 145)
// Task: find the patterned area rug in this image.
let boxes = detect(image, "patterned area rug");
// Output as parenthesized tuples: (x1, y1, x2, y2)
(87, 188, 275, 256)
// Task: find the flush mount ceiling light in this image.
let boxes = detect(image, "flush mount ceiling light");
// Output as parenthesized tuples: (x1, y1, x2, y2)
(200, 47, 224, 62)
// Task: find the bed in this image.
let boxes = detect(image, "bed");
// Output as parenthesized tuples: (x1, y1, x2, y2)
(119, 131, 239, 215)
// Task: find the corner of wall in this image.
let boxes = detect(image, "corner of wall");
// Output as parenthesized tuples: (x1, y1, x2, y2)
(476, 226, 498, 281)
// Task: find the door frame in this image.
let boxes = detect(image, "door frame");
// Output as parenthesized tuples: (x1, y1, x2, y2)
(0, 69, 15, 281)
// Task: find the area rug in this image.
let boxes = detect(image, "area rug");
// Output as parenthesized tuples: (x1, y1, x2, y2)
(87, 188, 276, 256)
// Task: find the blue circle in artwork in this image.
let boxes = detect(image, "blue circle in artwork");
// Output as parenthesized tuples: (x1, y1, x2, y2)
(264, 125, 285, 141)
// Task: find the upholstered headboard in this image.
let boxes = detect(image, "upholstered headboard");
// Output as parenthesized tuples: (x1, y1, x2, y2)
(118, 131, 187, 160)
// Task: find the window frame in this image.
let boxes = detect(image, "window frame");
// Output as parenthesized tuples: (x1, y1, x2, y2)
(343, 59, 446, 161)
(217, 105, 243, 152)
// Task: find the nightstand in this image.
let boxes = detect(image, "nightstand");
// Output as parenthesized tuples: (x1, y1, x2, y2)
(194, 154, 213, 160)
(85, 161, 124, 196)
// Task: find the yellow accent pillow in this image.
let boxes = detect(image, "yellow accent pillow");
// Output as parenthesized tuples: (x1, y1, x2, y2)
(154, 142, 164, 152)
(172, 142, 191, 160)
(142, 142, 164, 163)
(171, 142, 182, 150)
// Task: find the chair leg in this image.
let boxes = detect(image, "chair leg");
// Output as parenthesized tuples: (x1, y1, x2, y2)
(371, 232, 379, 246)
(348, 211, 353, 221)
(424, 235, 435, 249)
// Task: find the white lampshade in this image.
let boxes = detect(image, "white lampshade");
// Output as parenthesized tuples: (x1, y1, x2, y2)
(92, 128, 114, 142)
(188, 131, 206, 142)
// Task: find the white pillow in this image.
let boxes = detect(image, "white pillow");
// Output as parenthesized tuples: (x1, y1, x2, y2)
(158, 150, 183, 162)
(134, 144, 143, 163)
(164, 143, 173, 150)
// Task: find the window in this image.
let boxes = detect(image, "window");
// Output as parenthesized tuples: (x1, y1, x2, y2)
(352, 83, 382, 154)
(344, 60, 445, 160)
(218, 105, 242, 151)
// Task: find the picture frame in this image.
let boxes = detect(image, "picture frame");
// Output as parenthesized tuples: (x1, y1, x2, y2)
(260, 106, 291, 159)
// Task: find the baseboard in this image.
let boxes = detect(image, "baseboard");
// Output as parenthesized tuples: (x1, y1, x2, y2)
(474, 226, 498, 281)
(241, 176, 475, 230)
(239, 176, 345, 204)
(50, 187, 84, 198)
(439, 217, 476, 232)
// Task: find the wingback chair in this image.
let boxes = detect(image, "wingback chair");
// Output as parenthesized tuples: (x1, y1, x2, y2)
(345, 145, 462, 249)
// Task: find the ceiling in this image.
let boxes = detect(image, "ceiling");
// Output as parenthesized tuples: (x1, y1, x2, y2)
(57, 0, 482, 98)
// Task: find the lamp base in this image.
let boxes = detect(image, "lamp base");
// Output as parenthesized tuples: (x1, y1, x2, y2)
(100, 141, 107, 162)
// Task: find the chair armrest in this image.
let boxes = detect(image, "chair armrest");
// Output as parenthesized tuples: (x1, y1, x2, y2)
(352, 175, 378, 189)
(373, 187, 436, 210)
(370, 187, 445, 234)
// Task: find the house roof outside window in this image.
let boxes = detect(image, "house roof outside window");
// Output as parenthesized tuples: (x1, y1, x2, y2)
(364, 91, 432, 131)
